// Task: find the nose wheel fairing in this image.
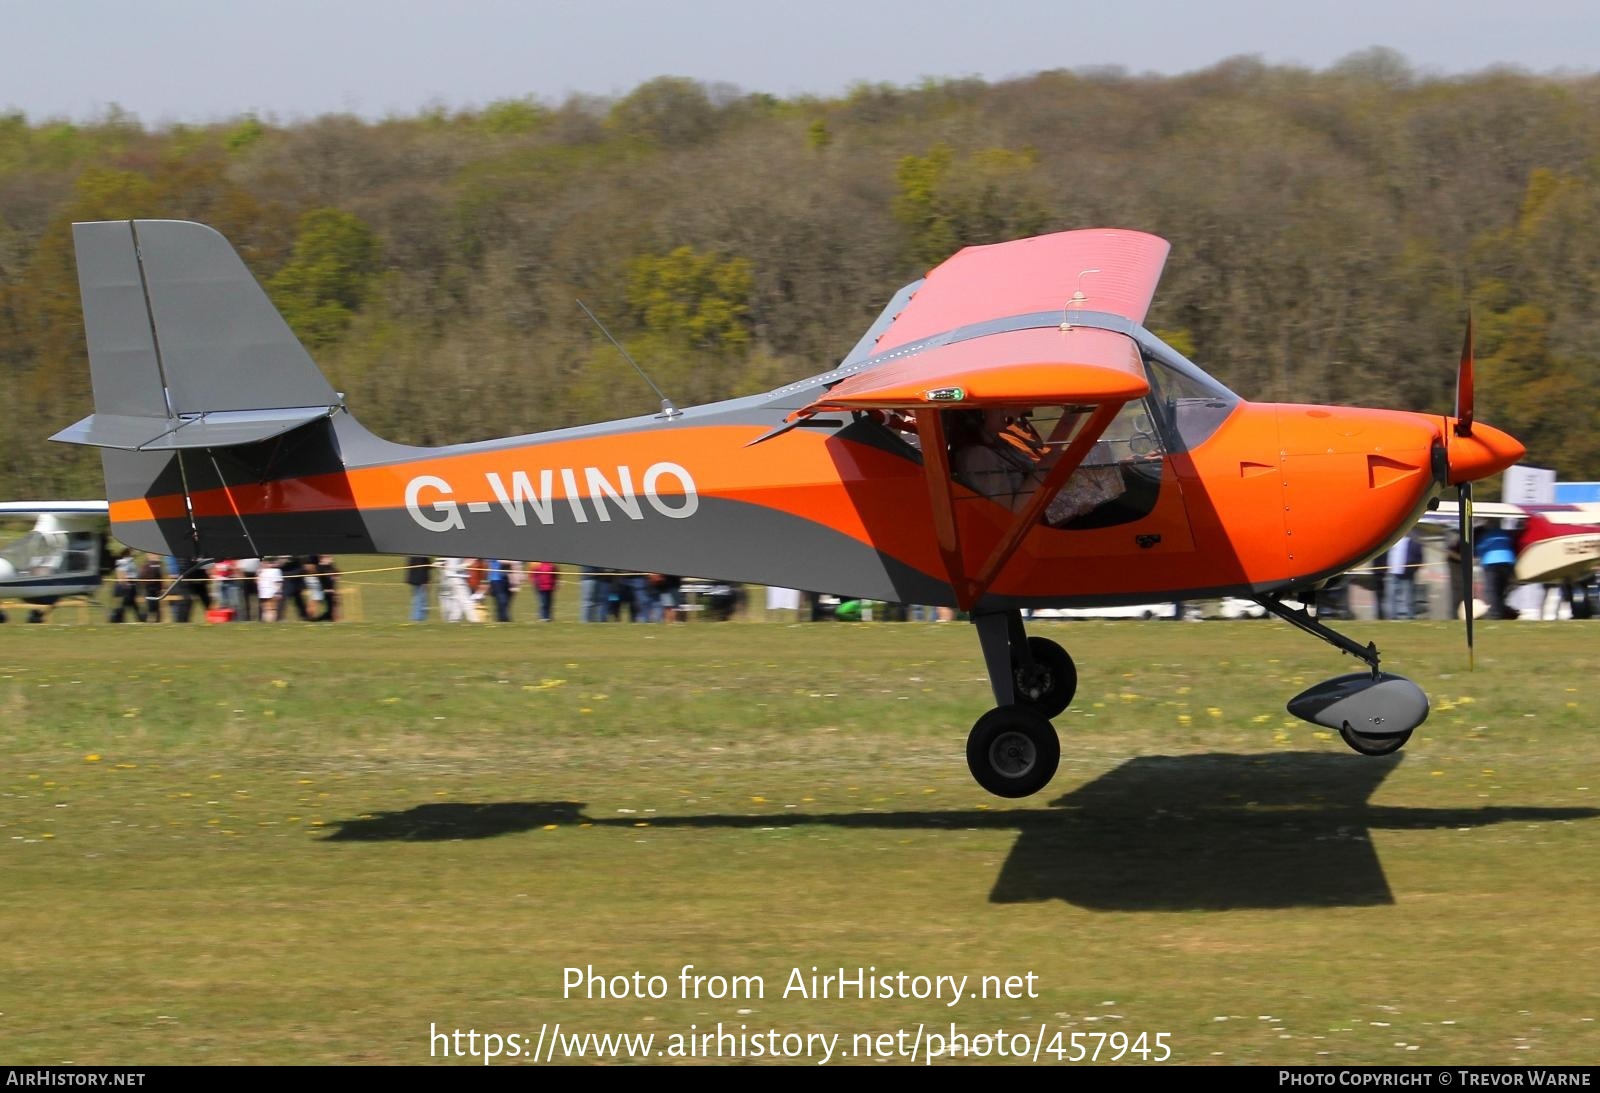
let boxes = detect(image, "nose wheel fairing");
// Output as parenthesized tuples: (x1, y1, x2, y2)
(1287, 671, 1430, 740)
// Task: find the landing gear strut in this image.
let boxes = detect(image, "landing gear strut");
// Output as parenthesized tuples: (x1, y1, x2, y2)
(965, 611, 1074, 797)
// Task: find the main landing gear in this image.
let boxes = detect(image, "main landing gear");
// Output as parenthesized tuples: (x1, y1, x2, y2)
(966, 611, 1077, 798)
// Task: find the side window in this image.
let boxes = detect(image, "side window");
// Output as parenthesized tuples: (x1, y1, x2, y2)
(1044, 397, 1166, 530)
(1082, 401, 1166, 466)
(66, 531, 97, 576)
(938, 404, 1164, 530)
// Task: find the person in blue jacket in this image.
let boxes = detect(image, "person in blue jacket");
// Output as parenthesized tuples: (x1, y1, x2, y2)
(1475, 520, 1519, 619)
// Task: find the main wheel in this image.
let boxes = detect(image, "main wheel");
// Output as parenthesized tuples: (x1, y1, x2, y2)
(1012, 636, 1076, 718)
(1339, 723, 1413, 756)
(966, 705, 1061, 798)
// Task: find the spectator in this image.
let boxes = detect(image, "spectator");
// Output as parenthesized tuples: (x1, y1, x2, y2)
(466, 558, 488, 622)
(1385, 533, 1420, 620)
(438, 557, 474, 622)
(652, 573, 682, 623)
(213, 559, 238, 618)
(281, 556, 312, 620)
(627, 572, 651, 622)
(487, 558, 516, 622)
(1476, 520, 1519, 619)
(530, 561, 558, 622)
(316, 556, 340, 621)
(579, 565, 602, 622)
(405, 556, 431, 621)
(180, 558, 213, 622)
(235, 557, 260, 621)
(139, 554, 165, 622)
(109, 549, 143, 623)
(257, 557, 283, 622)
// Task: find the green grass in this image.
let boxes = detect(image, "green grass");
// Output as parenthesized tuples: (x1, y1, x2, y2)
(1, 615, 1597, 1065)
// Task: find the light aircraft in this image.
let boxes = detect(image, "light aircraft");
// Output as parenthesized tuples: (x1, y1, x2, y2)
(49, 221, 1524, 797)
(1513, 507, 1600, 587)
(1435, 500, 1600, 587)
(1425, 497, 1600, 617)
(0, 501, 109, 621)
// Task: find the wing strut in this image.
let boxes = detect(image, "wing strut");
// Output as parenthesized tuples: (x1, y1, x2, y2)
(972, 402, 1122, 595)
(912, 410, 970, 606)
(912, 401, 1126, 611)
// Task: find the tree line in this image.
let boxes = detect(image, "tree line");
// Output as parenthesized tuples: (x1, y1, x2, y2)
(2, 49, 1598, 499)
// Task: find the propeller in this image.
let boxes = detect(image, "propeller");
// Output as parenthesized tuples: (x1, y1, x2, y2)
(1455, 313, 1475, 670)
(1455, 312, 1475, 438)
(1459, 479, 1475, 670)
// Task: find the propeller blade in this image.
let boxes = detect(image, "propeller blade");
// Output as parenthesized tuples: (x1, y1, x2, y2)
(1459, 480, 1475, 671)
(1455, 312, 1475, 437)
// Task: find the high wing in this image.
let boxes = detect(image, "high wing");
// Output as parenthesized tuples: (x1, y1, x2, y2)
(870, 228, 1170, 347)
(800, 228, 1166, 413)
(798, 229, 1171, 609)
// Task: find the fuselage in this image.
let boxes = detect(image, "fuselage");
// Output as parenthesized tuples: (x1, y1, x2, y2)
(103, 379, 1520, 610)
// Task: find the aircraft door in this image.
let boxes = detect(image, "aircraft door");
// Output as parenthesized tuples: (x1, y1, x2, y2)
(935, 400, 1195, 561)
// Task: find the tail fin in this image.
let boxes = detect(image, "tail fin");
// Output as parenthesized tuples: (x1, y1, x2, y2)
(53, 220, 341, 449)
(52, 220, 363, 558)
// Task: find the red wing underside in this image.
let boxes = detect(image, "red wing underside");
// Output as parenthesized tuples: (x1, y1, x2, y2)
(801, 326, 1148, 411)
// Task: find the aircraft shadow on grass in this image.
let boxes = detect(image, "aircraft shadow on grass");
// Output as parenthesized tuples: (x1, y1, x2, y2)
(323, 752, 1597, 912)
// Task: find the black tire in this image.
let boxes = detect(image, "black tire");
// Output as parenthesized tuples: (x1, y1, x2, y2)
(1573, 580, 1596, 620)
(966, 705, 1061, 798)
(1339, 723, 1413, 756)
(1013, 636, 1076, 719)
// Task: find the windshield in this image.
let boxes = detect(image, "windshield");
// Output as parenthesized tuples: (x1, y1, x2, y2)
(1141, 336, 1239, 452)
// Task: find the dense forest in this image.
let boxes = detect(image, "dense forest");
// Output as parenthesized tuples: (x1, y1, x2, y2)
(2, 49, 1598, 499)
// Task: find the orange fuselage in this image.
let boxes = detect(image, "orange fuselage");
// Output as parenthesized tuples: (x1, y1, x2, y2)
(105, 399, 1521, 609)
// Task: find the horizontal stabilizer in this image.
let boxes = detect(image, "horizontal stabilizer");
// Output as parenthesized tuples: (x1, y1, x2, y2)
(51, 406, 335, 451)
(49, 414, 178, 450)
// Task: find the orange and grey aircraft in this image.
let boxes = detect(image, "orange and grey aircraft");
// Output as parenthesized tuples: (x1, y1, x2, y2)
(51, 221, 1524, 798)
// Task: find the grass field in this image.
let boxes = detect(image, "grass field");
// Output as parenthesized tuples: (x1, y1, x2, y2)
(2, 601, 1597, 1065)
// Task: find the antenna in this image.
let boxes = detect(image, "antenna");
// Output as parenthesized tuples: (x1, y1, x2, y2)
(1059, 268, 1101, 330)
(1070, 267, 1100, 305)
(576, 300, 681, 420)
